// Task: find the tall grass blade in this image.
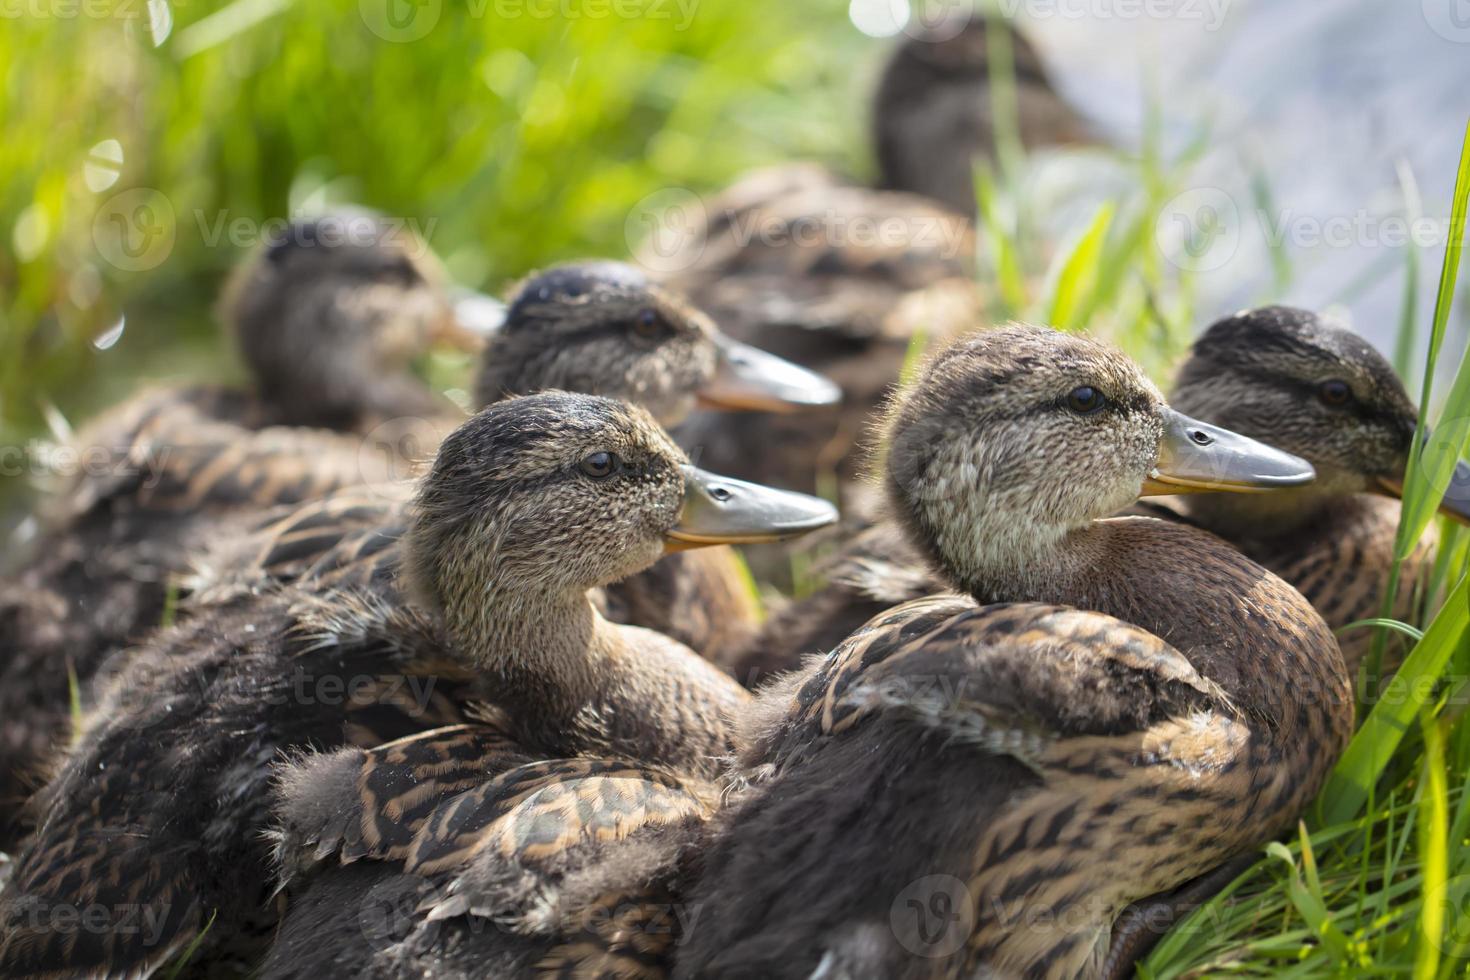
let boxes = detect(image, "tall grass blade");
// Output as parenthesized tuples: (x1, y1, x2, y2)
(1394, 119, 1470, 562)
(1045, 202, 1114, 330)
(1414, 715, 1448, 980)
(1394, 159, 1425, 380)
(1318, 574, 1469, 825)
(974, 167, 1027, 316)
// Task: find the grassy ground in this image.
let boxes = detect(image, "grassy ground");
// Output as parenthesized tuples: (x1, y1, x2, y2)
(6, 1, 1470, 974)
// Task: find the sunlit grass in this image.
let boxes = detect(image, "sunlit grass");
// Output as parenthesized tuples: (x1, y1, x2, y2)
(0, 0, 867, 513)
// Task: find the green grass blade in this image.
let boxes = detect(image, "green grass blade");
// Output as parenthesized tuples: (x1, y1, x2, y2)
(1271, 835, 1357, 964)
(1250, 167, 1292, 297)
(1394, 159, 1424, 380)
(1318, 574, 1469, 825)
(66, 660, 82, 746)
(1045, 202, 1115, 331)
(1414, 715, 1448, 980)
(162, 910, 216, 980)
(1394, 119, 1470, 562)
(725, 546, 765, 624)
(1337, 618, 1425, 643)
(974, 167, 1028, 316)
(983, 12, 1025, 190)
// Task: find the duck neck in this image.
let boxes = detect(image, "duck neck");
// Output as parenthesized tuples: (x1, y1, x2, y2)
(947, 523, 1107, 605)
(441, 583, 622, 726)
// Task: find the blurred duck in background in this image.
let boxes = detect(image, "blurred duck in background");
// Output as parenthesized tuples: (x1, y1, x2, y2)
(738, 307, 1470, 684)
(661, 14, 1091, 504)
(0, 211, 490, 846)
(0, 392, 836, 978)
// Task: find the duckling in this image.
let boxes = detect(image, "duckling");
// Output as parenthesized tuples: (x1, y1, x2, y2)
(734, 306, 1470, 684)
(873, 12, 1092, 215)
(199, 259, 840, 669)
(664, 14, 1088, 501)
(671, 326, 1352, 979)
(1155, 305, 1470, 675)
(0, 212, 481, 846)
(0, 392, 837, 978)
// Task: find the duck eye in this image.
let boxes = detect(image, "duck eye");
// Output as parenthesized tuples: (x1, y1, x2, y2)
(1318, 379, 1353, 408)
(579, 451, 618, 479)
(1065, 386, 1107, 415)
(632, 309, 663, 339)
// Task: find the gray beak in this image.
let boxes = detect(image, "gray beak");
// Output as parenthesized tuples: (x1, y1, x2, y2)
(665, 464, 839, 551)
(696, 335, 843, 413)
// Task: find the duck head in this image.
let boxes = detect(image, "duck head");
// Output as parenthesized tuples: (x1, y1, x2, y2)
(405, 391, 837, 648)
(472, 261, 840, 426)
(219, 211, 484, 430)
(1170, 306, 1470, 536)
(882, 325, 1314, 598)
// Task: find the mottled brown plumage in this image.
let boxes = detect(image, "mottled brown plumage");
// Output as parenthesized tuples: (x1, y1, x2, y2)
(0, 212, 464, 848)
(261, 734, 716, 979)
(0, 393, 837, 978)
(1163, 305, 1468, 676)
(738, 306, 1464, 685)
(194, 260, 842, 669)
(674, 326, 1353, 979)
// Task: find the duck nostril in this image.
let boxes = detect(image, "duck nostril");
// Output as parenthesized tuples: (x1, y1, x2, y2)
(709, 486, 733, 502)
(1189, 429, 1213, 446)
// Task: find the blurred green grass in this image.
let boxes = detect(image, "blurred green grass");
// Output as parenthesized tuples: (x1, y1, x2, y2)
(0, 0, 870, 513)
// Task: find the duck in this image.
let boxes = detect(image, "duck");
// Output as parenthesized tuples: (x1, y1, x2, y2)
(0, 392, 838, 978)
(1149, 305, 1470, 676)
(663, 14, 1089, 503)
(668, 325, 1353, 979)
(871, 10, 1093, 215)
(735, 305, 1470, 685)
(0, 211, 487, 847)
(197, 259, 841, 670)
